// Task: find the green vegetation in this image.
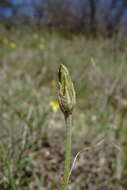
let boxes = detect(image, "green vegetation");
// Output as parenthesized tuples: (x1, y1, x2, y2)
(0, 24, 127, 189)
(58, 64, 76, 190)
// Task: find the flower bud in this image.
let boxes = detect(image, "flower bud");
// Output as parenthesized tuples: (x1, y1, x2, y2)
(58, 64, 76, 117)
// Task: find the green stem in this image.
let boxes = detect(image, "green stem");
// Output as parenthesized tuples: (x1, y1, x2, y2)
(61, 114, 72, 190)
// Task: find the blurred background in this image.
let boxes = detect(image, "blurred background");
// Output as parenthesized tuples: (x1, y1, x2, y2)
(1, 0, 127, 35)
(1, 0, 127, 190)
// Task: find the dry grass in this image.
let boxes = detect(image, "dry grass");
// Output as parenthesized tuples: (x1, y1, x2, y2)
(0, 24, 127, 189)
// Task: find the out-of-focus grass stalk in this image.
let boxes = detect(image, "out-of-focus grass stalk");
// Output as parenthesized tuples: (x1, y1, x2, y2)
(58, 64, 76, 190)
(0, 142, 16, 190)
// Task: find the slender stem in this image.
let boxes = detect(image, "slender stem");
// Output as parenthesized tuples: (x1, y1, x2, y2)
(61, 114, 72, 190)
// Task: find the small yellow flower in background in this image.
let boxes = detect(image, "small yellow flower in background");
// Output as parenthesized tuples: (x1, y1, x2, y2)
(50, 101, 59, 112)
(9, 42, 16, 48)
(50, 80, 57, 88)
(38, 43, 45, 49)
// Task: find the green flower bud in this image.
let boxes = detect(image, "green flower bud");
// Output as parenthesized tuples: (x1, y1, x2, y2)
(58, 64, 76, 117)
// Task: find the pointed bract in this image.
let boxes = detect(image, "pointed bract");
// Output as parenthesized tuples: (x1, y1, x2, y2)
(58, 64, 76, 117)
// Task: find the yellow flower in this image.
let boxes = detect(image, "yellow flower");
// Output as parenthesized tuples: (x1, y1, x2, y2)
(10, 42, 16, 48)
(50, 80, 57, 88)
(50, 101, 59, 112)
(38, 43, 44, 49)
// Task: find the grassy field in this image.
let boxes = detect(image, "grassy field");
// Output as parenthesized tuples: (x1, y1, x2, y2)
(0, 24, 127, 190)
